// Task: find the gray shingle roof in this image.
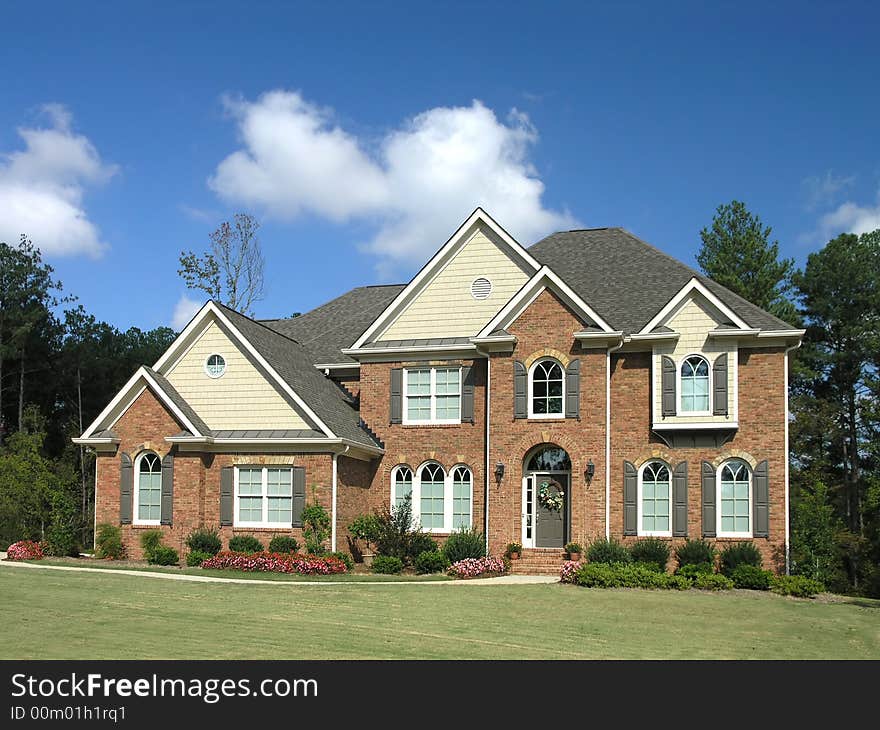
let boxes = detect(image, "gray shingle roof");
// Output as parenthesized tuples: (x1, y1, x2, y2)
(144, 366, 211, 436)
(361, 336, 472, 349)
(215, 303, 381, 449)
(529, 228, 794, 334)
(264, 284, 405, 364)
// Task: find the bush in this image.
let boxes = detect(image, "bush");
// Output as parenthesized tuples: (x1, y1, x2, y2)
(371, 555, 404, 574)
(268, 536, 300, 554)
(676, 563, 715, 580)
(228, 535, 264, 554)
(94, 524, 125, 560)
(185, 526, 222, 556)
(447, 556, 507, 579)
(186, 550, 212, 567)
(150, 545, 179, 566)
(442, 527, 487, 564)
(408, 533, 439, 561)
(328, 551, 354, 571)
(373, 495, 431, 564)
(559, 560, 582, 584)
(348, 514, 381, 545)
(564, 542, 583, 556)
(665, 574, 692, 590)
(202, 551, 347, 575)
(719, 542, 763, 576)
(139, 529, 163, 562)
(771, 575, 825, 598)
(301, 501, 331, 554)
(675, 538, 717, 568)
(45, 521, 80, 557)
(574, 562, 676, 589)
(506, 542, 523, 556)
(692, 572, 733, 590)
(629, 538, 670, 572)
(6, 540, 44, 561)
(730, 565, 772, 590)
(415, 550, 450, 574)
(587, 538, 630, 564)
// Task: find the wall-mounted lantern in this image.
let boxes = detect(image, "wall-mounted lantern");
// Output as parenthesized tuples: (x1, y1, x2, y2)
(494, 461, 505, 483)
(585, 459, 595, 484)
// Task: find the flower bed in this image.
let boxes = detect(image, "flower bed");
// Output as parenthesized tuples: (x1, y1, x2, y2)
(447, 556, 507, 579)
(6, 540, 44, 561)
(559, 560, 583, 584)
(200, 551, 348, 575)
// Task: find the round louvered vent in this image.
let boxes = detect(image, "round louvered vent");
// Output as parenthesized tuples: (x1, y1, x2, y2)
(471, 277, 492, 300)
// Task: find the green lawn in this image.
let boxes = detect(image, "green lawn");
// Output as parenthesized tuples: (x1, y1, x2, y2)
(1, 567, 878, 659)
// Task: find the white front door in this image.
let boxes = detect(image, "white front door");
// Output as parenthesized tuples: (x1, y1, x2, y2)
(522, 475, 535, 548)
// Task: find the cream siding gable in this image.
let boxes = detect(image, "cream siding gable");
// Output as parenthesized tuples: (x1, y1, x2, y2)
(378, 228, 531, 340)
(166, 319, 312, 431)
(652, 293, 738, 425)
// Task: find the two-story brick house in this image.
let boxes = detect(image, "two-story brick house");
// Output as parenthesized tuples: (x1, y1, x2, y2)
(75, 208, 803, 572)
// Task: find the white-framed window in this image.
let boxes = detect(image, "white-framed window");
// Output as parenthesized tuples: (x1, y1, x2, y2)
(717, 460, 752, 537)
(638, 461, 671, 536)
(134, 451, 162, 525)
(679, 354, 710, 413)
(389, 462, 473, 533)
(403, 367, 461, 424)
(204, 353, 226, 378)
(234, 466, 293, 528)
(529, 358, 565, 418)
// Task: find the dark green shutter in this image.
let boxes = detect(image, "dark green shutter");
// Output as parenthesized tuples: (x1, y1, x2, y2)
(624, 461, 637, 536)
(390, 368, 403, 424)
(160, 453, 174, 526)
(753, 460, 769, 538)
(513, 360, 527, 419)
(661, 356, 676, 416)
(672, 461, 688, 537)
(292, 466, 306, 527)
(461, 365, 475, 423)
(220, 466, 234, 526)
(701, 461, 716, 537)
(713, 353, 728, 416)
(565, 359, 580, 419)
(120, 453, 133, 525)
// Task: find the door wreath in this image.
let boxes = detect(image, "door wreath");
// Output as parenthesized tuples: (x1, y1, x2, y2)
(538, 481, 564, 512)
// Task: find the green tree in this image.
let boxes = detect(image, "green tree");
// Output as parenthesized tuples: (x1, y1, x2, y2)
(698, 201, 797, 323)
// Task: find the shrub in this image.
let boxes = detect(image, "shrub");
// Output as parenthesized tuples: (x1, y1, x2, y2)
(149, 545, 179, 566)
(228, 535, 264, 554)
(730, 565, 772, 590)
(506, 542, 523, 556)
(373, 495, 431, 564)
(575, 562, 676, 589)
(676, 563, 715, 580)
(268, 536, 300, 554)
(719, 542, 763, 576)
(186, 550, 212, 567)
(185, 526, 222, 556)
(6, 540, 44, 561)
(560, 560, 583, 584)
(447, 556, 507, 579)
(301, 501, 331, 554)
(415, 550, 450, 574)
(692, 572, 733, 591)
(328, 551, 354, 571)
(442, 527, 486, 564)
(202, 551, 347, 575)
(95, 524, 125, 560)
(675, 538, 717, 568)
(408, 533, 438, 561)
(587, 538, 630, 564)
(665, 574, 692, 590)
(139, 529, 163, 562)
(629, 538, 671, 572)
(771, 575, 825, 598)
(371, 555, 404, 574)
(45, 521, 80, 557)
(564, 542, 583, 556)
(348, 514, 382, 546)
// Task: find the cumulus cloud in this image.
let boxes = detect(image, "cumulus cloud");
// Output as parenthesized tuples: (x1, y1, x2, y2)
(209, 91, 576, 273)
(171, 294, 203, 330)
(0, 105, 117, 256)
(802, 170, 855, 211)
(817, 190, 880, 238)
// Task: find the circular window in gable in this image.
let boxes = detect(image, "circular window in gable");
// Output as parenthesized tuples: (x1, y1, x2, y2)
(205, 353, 226, 378)
(471, 277, 492, 300)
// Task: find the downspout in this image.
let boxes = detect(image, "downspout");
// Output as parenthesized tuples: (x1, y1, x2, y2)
(332, 445, 350, 553)
(606, 336, 625, 539)
(92, 452, 98, 552)
(483, 351, 491, 556)
(783, 340, 801, 575)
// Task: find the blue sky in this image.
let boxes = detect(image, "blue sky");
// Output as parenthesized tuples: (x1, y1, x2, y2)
(1, 1, 878, 331)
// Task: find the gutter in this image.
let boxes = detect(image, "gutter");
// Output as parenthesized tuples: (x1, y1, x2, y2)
(606, 335, 625, 539)
(474, 346, 491, 556)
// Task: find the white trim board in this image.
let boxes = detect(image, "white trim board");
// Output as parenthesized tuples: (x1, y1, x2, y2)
(639, 278, 750, 335)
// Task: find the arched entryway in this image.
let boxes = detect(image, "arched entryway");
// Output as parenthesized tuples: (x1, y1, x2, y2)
(522, 445, 571, 548)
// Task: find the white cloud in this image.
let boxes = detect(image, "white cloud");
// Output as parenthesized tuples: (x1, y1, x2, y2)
(209, 91, 576, 273)
(802, 170, 855, 211)
(0, 105, 117, 256)
(816, 190, 880, 240)
(171, 294, 203, 330)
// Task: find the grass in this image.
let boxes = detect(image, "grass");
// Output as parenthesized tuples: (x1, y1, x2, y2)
(1, 566, 878, 659)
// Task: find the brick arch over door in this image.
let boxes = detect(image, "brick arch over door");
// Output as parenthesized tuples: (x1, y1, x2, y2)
(513, 432, 583, 477)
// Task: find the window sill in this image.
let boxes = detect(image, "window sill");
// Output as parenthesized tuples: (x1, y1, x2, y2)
(130, 523, 162, 529)
(232, 526, 300, 532)
(652, 422, 739, 431)
(400, 423, 468, 429)
(637, 532, 672, 539)
(715, 533, 754, 540)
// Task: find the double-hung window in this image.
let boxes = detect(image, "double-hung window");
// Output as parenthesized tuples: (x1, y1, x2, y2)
(404, 367, 461, 424)
(718, 460, 751, 537)
(680, 355, 710, 413)
(639, 461, 671, 536)
(235, 466, 293, 528)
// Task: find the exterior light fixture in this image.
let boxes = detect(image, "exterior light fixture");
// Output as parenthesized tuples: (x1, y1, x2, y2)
(585, 459, 595, 483)
(494, 462, 505, 482)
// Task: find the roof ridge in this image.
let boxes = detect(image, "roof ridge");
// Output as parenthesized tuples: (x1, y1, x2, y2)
(214, 301, 308, 348)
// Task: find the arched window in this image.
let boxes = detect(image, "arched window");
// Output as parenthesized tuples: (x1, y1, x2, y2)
(529, 359, 564, 417)
(392, 465, 413, 509)
(134, 452, 161, 525)
(418, 463, 446, 529)
(718, 460, 751, 537)
(680, 355, 710, 413)
(639, 461, 671, 536)
(526, 446, 572, 472)
(451, 466, 472, 530)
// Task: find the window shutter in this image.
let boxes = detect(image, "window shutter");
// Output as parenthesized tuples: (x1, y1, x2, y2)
(160, 453, 174, 526)
(390, 368, 403, 424)
(661, 356, 676, 417)
(220, 466, 234, 527)
(513, 360, 527, 419)
(461, 365, 475, 424)
(565, 359, 580, 419)
(672, 461, 688, 537)
(701, 461, 716, 537)
(713, 353, 729, 416)
(292, 466, 306, 527)
(119, 453, 133, 525)
(753, 460, 769, 538)
(624, 461, 637, 536)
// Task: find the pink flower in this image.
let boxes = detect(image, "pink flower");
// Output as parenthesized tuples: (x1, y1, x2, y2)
(200, 551, 347, 575)
(447, 556, 508, 579)
(6, 540, 44, 561)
